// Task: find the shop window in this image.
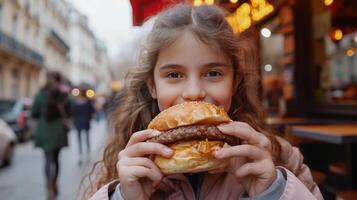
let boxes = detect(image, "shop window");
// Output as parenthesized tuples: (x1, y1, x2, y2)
(312, 0, 357, 105)
(260, 6, 295, 116)
(12, 15, 18, 39)
(26, 72, 31, 97)
(0, 5, 3, 29)
(0, 66, 3, 96)
(11, 69, 19, 99)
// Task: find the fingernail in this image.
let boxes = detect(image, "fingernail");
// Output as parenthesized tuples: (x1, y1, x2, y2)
(151, 130, 161, 136)
(163, 148, 172, 155)
(217, 123, 228, 130)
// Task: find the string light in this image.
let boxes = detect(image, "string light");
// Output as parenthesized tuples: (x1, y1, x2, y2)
(193, 0, 203, 6)
(324, 0, 333, 6)
(261, 28, 271, 38)
(226, 0, 274, 33)
(333, 29, 343, 41)
(205, 0, 214, 5)
(264, 64, 272, 72)
(346, 48, 355, 57)
(193, 0, 215, 6)
(71, 88, 80, 96)
(230, 0, 238, 3)
(86, 89, 95, 98)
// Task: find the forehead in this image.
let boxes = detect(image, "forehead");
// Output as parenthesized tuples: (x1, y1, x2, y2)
(155, 30, 230, 67)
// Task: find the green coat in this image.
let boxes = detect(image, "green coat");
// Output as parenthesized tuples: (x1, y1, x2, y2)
(31, 89, 69, 151)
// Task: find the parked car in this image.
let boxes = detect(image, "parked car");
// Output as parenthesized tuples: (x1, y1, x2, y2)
(0, 98, 33, 142)
(0, 119, 17, 166)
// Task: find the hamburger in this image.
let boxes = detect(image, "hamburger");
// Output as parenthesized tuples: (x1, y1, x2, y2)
(147, 101, 239, 174)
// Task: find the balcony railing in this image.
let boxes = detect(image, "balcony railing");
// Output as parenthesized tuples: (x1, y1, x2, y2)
(0, 30, 44, 67)
(49, 29, 70, 52)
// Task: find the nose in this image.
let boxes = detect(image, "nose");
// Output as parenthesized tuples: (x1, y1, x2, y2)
(182, 79, 206, 101)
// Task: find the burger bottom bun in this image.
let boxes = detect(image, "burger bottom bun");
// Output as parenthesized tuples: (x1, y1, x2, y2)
(154, 140, 230, 174)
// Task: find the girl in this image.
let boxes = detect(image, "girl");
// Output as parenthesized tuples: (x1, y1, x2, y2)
(85, 4, 323, 200)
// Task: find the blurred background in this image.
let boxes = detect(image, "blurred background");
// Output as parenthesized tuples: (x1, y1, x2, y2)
(0, 0, 356, 200)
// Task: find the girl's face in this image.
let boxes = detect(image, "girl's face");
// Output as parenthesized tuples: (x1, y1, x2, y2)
(149, 31, 235, 112)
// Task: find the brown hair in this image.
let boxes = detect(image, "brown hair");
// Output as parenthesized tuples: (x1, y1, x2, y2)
(82, 4, 281, 198)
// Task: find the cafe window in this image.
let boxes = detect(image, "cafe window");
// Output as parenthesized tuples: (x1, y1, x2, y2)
(261, 19, 284, 116)
(312, 0, 357, 107)
(260, 6, 295, 116)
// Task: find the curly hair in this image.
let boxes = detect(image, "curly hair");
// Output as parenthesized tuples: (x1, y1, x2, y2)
(82, 4, 281, 198)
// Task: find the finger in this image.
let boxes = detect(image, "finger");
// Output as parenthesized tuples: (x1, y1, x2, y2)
(234, 162, 265, 178)
(218, 122, 268, 145)
(208, 167, 225, 174)
(217, 122, 271, 148)
(123, 157, 162, 174)
(126, 129, 161, 147)
(213, 144, 270, 161)
(119, 142, 173, 160)
(119, 165, 162, 187)
(126, 158, 164, 187)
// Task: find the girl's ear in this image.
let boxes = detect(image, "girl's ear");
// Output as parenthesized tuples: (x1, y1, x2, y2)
(146, 79, 157, 99)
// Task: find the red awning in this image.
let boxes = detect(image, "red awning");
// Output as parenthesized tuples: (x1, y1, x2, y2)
(130, 0, 182, 26)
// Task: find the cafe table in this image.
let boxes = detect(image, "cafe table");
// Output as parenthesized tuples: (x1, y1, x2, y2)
(265, 117, 321, 144)
(292, 124, 357, 188)
(265, 117, 311, 127)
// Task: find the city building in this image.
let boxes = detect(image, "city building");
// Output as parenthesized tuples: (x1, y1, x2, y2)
(68, 6, 111, 94)
(0, 0, 112, 99)
(0, 0, 45, 99)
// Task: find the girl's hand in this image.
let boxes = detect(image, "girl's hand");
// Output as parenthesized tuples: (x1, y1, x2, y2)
(116, 129, 173, 200)
(212, 121, 276, 197)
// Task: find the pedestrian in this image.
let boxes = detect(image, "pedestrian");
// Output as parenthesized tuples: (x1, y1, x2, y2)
(85, 4, 323, 200)
(94, 96, 106, 122)
(31, 71, 71, 199)
(71, 89, 95, 164)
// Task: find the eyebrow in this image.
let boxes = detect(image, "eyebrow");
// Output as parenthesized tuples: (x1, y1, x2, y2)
(158, 62, 231, 70)
(205, 62, 231, 68)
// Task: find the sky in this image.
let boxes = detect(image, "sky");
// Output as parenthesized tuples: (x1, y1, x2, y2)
(68, 0, 135, 61)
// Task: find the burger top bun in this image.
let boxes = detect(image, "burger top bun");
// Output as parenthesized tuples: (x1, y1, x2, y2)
(148, 101, 231, 131)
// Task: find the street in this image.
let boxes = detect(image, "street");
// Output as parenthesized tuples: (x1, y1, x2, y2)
(0, 119, 108, 200)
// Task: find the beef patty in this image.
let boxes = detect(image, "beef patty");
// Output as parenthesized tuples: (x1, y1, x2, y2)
(147, 124, 239, 146)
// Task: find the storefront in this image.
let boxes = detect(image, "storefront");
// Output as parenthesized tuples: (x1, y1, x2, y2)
(129, 0, 357, 118)
(217, 0, 295, 116)
(309, 0, 357, 117)
(219, 0, 357, 118)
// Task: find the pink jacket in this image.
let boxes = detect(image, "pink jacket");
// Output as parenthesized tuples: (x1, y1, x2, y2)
(89, 137, 323, 200)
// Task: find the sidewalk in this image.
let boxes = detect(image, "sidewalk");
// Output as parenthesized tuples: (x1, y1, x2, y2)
(0, 119, 108, 200)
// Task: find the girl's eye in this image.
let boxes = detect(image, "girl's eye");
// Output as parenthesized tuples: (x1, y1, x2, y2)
(166, 72, 183, 78)
(206, 71, 222, 77)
